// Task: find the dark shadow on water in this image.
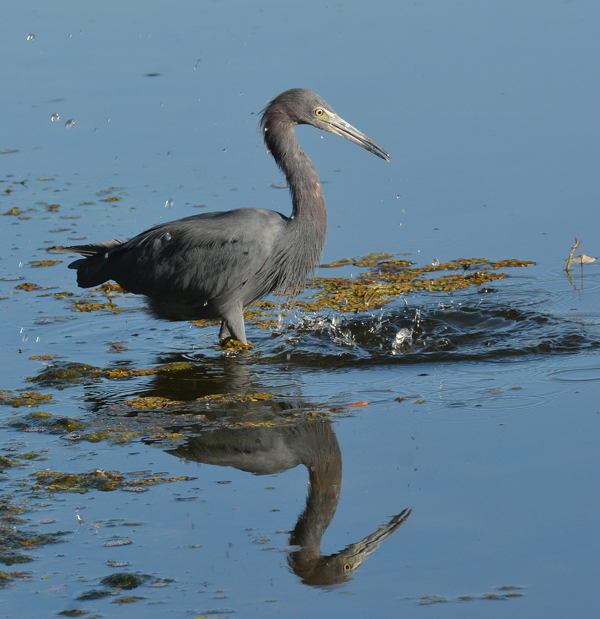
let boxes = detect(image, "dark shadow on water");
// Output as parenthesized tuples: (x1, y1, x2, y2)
(165, 421, 411, 587)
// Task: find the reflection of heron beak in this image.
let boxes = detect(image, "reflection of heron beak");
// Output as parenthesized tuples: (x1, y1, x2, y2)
(339, 507, 412, 571)
(326, 115, 391, 162)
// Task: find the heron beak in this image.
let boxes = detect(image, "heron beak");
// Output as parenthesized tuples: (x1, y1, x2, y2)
(325, 115, 391, 162)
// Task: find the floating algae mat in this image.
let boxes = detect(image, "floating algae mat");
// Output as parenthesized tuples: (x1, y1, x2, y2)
(301, 256, 534, 314)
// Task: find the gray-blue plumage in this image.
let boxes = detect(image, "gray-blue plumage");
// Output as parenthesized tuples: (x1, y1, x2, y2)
(58, 89, 390, 344)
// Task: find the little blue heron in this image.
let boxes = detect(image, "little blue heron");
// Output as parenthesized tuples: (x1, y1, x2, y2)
(58, 89, 390, 344)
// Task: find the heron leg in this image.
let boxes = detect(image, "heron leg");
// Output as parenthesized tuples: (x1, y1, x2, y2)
(220, 307, 247, 345)
(219, 322, 231, 341)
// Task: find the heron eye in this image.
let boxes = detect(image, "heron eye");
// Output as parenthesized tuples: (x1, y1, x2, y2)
(315, 108, 325, 117)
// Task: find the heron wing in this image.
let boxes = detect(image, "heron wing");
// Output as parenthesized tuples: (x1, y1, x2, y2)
(105, 208, 287, 304)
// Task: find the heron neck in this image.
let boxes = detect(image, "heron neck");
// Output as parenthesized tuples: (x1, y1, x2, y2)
(288, 423, 342, 558)
(265, 121, 328, 236)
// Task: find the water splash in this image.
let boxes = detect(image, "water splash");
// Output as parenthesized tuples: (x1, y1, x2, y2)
(264, 300, 600, 368)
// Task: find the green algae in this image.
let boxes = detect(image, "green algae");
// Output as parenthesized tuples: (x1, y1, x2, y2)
(100, 572, 153, 589)
(75, 572, 165, 603)
(0, 570, 31, 588)
(27, 362, 104, 387)
(0, 390, 52, 407)
(31, 468, 195, 494)
(0, 523, 69, 565)
(8, 412, 87, 435)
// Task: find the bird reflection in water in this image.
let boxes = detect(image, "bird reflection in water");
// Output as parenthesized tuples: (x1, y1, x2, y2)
(167, 421, 410, 586)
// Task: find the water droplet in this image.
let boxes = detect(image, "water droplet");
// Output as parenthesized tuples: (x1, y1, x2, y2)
(165, 200, 173, 208)
(396, 194, 401, 199)
(431, 258, 440, 266)
(27, 34, 35, 41)
(64, 119, 76, 128)
(164, 232, 171, 241)
(104, 252, 109, 259)
(51, 113, 59, 122)
(222, 148, 227, 152)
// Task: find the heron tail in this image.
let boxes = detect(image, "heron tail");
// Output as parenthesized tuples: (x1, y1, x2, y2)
(54, 240, 126, 288)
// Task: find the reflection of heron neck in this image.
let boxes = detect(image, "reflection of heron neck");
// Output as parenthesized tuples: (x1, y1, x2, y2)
(289, 423, 342, 564)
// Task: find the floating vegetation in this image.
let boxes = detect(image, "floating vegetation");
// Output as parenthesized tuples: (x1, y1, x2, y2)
(72, 299, 120, 313)
(29, 260, 62, 268)
(24, 360, 195, 388)
(295, 257, 535, 314)
(7, 411, 87, 434)
(15, 282, 44, 292)
(416, 585, 524, 604)
(31, 468, 195, 494)
(198, 392, 274, 404)
(76, 588, 114, 601)
(27, 362, 103, 387)
(109, 391, 275, 415)
(0, 494, 69, 566)
(0, 570, 32, 588)
(122, 397, 185, 410)
(74, 573, 159, 602)
(0, 526, 69, 565)
(0, 390, 52, 407)
(108, 341, 130, 353)
(320, 252, 395, 268)
(112, 596, 146, 604)
(100, 572, 153, 589)
(103, 361, 193, 380)
(0, 452, 40, 470)
(1, 208, 21, 216)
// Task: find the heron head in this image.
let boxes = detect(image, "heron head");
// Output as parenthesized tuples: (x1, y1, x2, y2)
(261, 89, 391, 162)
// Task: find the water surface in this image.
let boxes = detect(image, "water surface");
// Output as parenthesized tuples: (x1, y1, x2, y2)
(1, 1, 600, 617)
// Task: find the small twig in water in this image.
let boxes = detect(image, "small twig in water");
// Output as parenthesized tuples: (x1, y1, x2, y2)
(566, 237, 582, 273)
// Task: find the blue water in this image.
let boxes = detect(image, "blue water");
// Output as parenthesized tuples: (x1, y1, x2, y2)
(1, 1, 600, 617)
